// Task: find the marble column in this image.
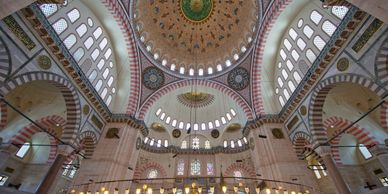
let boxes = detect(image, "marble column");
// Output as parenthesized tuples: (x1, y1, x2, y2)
(321, 153, 351, 194)
(36, 154, 67, 194)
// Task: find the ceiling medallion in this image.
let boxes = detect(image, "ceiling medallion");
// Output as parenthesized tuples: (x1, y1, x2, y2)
(337, 57, 350, 72)
(142, 66, 165, 90)
(37, 55, 52, 70)
(172, 129, 182, 138)
(179, 0, 214, 24)
(227, 67, 250, 91)
(177, 92, 215, 108)
(211, 129, 219, 138)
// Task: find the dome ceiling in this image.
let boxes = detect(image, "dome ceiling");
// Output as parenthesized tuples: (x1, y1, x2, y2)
(133, 0, 258, 77)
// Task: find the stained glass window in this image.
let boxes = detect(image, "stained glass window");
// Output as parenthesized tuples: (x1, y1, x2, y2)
(192, 137, 200, 149)
(147, 169, 158, 179)
(177, 159, 185, 175)
(207, 162, 214, 175)
(233, 171, 242, 180)
(181, 141, 187, 149)
(205, 140, 211, 149)
(191, 160, 201, 176)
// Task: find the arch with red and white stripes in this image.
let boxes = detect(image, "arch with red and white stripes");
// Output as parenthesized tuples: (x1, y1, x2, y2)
(251, 0, 292, 115)
(292, 131, 312, 160)
(9, 115, 66, 163)
(381, 101, 388, 133)
(133, 161, 167, 179)
(224, 162, 256, 178)
(101, 0, 140, 115)
(324, 116, 379, 165)
(308, 74, 386, 148)
(74, 131, 98, 159)
(0, 72, 81, 147)
(138, 79, 254, 120)
(0, 101, 7, 130)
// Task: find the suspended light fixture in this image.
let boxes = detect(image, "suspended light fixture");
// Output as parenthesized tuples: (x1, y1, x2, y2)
(255, 186, 260, 194)
(125, 189, 129, 194)
(234, 186, 239, 193)
(245, 187, 250, 193)
(160, 187, 165, 194)
(266, 188, 271, 194)
(147, 187, 153, 194)
(185, 186, 190, 194)
(222, 185, 228, 193)
(136, 188, 141, 194)
(198, 187, 203, 194)
(172, 187, 177, 194)
(210, 186, 215, 194)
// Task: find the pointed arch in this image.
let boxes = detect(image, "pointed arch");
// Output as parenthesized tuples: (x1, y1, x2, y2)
(308, 74, 386, 147)
(224, 162, 256, 178)
(9, 115, 66, 163)
(0, 36, 11, 84)
(138, 80, 254, 120)
(75, 131, 98, 158)
(292, 131, 312, 160)
(133, 161, 167, 179)
(375, 38, 388, 89)
(324, 116, 379, 165)
(0, 72, 81, 147)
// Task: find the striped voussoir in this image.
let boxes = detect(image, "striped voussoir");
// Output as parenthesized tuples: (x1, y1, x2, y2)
(224, 162, 256, 178)
(251, 0, 291, 115)
(0, 72, 81, 147)
(375, 38, 388, 89)
(74, 131, 98, 159)
(324, 116, 379, 165)
(133, 161, 167, 179)
(0, 101, 7, 130)
(102, 0, 140, 116)
(308, 74, 386, 147)
(9, 115, 66, 163)
(138, 79, 254, 120)
(381, 101, 388, 133)
(0, 37, 11, 84)
(292, 131, 312, 160)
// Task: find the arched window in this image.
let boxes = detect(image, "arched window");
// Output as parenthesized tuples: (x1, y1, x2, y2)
(322, 20, 337, 37)
(358, 144, 372, 160)
(40, 4, 58, 17)
(164, 140, 168, 147)
(88, 70, 97, 82)
(313, 36, 326, 51)
(15, 142, 31, 158)
(181, 141, 187, 149)
(205, 140, 211, 149)
(64, 34, 76, 49)
(177, 159, 185, 175)
(84, 37, 94, 50)
(192, 137, 200, 149)
(207, 162, 214, 175)
(95, 79, 103, 91)
(230, 140, 235, 148)
(73, 47, 84, 62)
(331, 6, 349, 19)
(147, 169, 158, 179)
(76, 23, 87, 37)
(223, 140, 228, 148)
(310, 10, 323, 25)
(233, 171, 243, 180)
(191, 160, 201, 176)
(67, 8, 80, 23)
(52, 18, 68, 35)
(157, 139, 161, 147)
(193, 123, 199, 131)
(237, 140, 242, 147)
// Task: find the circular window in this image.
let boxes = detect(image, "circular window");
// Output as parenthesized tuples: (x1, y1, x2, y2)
(297, 19, 304, 28)
(87, 18, 93, 27)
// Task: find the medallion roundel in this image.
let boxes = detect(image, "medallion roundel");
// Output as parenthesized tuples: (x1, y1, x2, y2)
(172, 129, 182, 138)
(227, 67, 250, 91)
(142, 66, 165, 90)
(211, 129, 219, 138)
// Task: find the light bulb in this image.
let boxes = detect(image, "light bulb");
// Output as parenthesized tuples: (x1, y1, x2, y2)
(234, 186, 239, 193)
(255, 187, 260, 194)
(222, 185, 228, 193)
(103, 191, 109, 194)
(136, 188, 141, 194)
(160, 187, 165, 194)
(71, 190, 76, 194)
(245, 187, 250, 193)
(266, 188, 271, 194)
(143, 184, 148, 190)
(80, 192, 85, 194)
(210, 186, 215, 193)
(185, 187, 190, 194)
(125, 189, 130, 194)
(291, 191, 296, 194)
(172, 187, 177, 194)
(198, 187, 202, 194)
(147, 188, 153, 194)
(101, 187, 106, 192)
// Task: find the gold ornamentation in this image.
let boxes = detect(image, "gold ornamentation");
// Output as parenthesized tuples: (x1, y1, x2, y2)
(37, 55, 52, 70)
(336, 57, 349, 72)
(3, 16, 36, 50)
(177, 92, 215, 108)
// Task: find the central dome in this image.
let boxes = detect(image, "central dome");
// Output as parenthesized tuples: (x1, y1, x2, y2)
(180, 0, 214, 23)
(133, 0, 258, 77)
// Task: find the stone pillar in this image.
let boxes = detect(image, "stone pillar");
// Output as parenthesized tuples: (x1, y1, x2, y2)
(320, 152, 351, 194)
(370, 144, 388, 174)
(36, 154, 67, 194)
